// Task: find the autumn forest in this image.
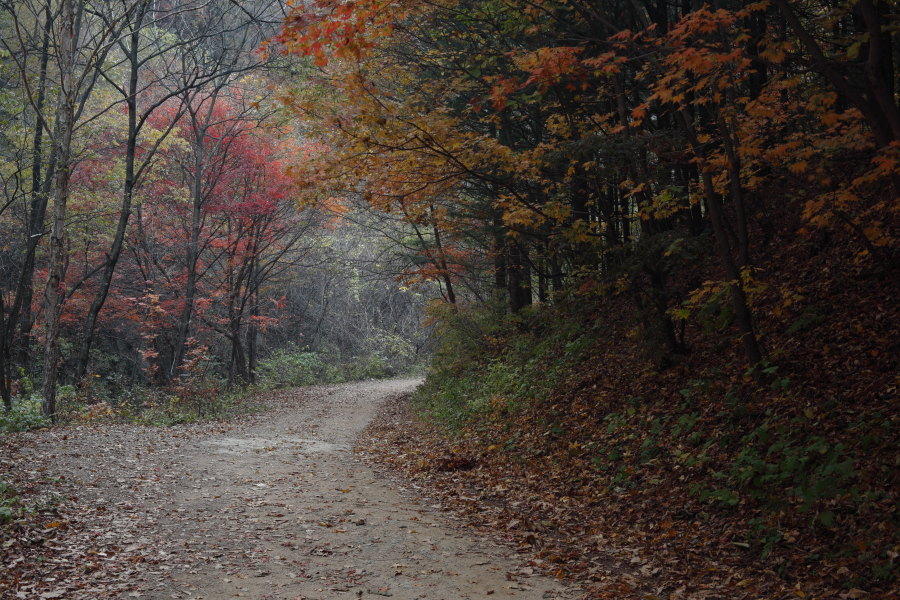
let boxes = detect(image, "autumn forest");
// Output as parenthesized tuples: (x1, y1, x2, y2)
(1, 0, 898, 598)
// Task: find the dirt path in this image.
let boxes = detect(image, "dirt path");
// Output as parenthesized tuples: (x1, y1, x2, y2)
(5, 380, 579, 599)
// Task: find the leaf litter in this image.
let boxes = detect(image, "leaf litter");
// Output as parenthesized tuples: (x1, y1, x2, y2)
(1, 380, 580, 599)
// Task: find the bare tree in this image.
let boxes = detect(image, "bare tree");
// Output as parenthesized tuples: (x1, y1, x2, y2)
(2, 0, 141, 418)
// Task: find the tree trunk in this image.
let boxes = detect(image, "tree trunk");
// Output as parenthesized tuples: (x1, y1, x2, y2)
(75, 12, 144, 379)
(170, 172, 202, 380)
(229, 333, 248, 385)
(507, 240, 532, 313)
(42, 0, 76, 421)
(1, 6, 53, 411)
(1, 289, 10, 410)
(492, 211, 507, 293)
(700, 169, 764, 366)
(430, 209, 456, 304)
(775, 0, 898, 146)
(13, 4, 54, 376)
(227, 260, 250, 385)
(247, 287, 258, 384)
(676, 109, 764, 368)
(717, 112, 751, 267)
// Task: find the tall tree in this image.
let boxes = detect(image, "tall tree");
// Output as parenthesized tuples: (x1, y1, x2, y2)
(72, 0, 284, 379)
(275, 0, 897, 367)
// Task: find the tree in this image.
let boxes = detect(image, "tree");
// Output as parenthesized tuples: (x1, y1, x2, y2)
(275, 0, 897, 368)
(0, 0, 291, 413)
(72, 0, 286, 380)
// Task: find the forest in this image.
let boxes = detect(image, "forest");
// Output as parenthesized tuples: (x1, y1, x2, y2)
(0, 0, 434, 426)
(1, 0, 898, 598)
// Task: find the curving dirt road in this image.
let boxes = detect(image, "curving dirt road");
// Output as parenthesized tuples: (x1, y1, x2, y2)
(6, 379, 578, 599)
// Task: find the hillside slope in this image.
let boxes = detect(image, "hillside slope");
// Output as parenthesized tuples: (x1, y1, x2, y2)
(361, 216, 898, 599)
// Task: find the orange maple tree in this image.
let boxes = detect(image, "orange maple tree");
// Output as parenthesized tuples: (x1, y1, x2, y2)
(274, 0, 898, 366)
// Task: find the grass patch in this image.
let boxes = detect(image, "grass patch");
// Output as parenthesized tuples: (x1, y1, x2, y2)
(414, 300, 595, 431)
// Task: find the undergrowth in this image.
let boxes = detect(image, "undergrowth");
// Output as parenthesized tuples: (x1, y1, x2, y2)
(255, 345, 417, 389)
(0, 397, 51, 433)
(414, 299, 594, 430)
(413, 293, 898, 589)
(1, 346, 421, 431)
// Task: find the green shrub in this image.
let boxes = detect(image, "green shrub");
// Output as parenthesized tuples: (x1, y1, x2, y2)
(729, 426, 856, 513)
(693, 422, 857, 555)
(257, 344, 416, 390)
(364, 331, 418, 373)
(343, 353, 395, 380)
(0, 397, 51, 433)
(139, 377, 266, 425)
(414, 300, 595, 430)
(256, 347, 334, 388)
(413, 369, 483, 430)
(0, 478, 20, 523)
